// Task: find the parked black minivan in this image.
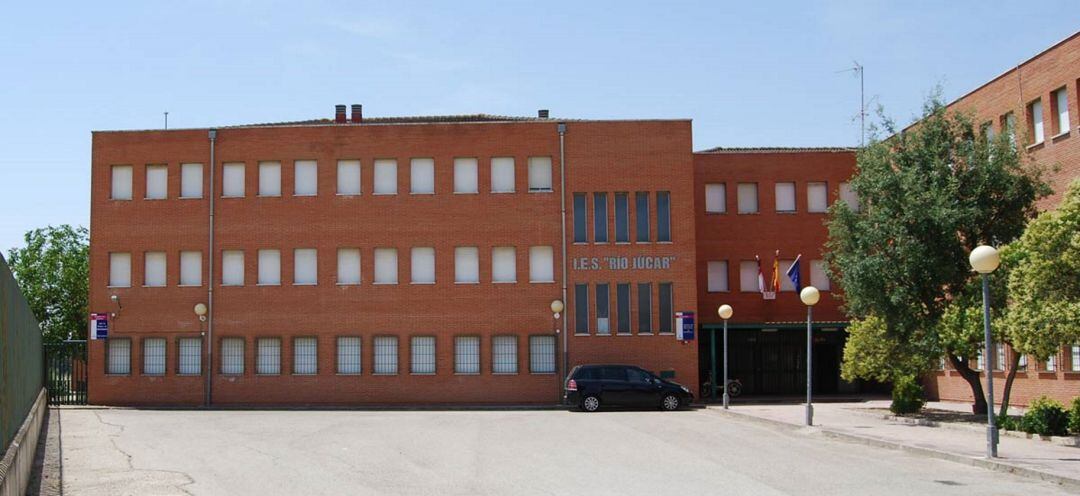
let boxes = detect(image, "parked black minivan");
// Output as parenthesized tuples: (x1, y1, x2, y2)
(564, 364, 693, 412)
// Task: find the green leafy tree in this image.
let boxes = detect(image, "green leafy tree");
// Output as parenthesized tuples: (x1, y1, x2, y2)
(6, 225, 89, 343)
(825, 94, 1049, 414)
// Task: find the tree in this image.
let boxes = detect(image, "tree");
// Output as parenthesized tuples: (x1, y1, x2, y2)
(825, 94, 1049, 414)
(6, 225, 89, 343)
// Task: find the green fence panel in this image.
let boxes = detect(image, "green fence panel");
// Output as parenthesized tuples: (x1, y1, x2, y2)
(0, 252, 43, 450)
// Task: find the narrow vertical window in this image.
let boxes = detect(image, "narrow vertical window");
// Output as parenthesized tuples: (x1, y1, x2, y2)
(258, 161, 281, 196)
(257, 249, 281, 285)
(222, 250, 244, 286)
(994, 343, 1006, 372)
(705, 183, 726, 213)
(616, 283, 631, 334)
(180, 163, 203, 198)
(638, 283, 653, 333)
(178, 338, 202, 375)
(1046, 354, 1056, 372)
(410, 336, 436, 374)
(453, 158, 478, 194)
(410, 158, 435, 194)
(256, 338, 281, 375)
(337, 248, 361, 285)
(707, 261, 728, 292)
(110, 165, 132, 200)
(635, 192, 650, 242)
(657, 191, 671, 242)
(739, 261, 759, 292)
(454, 247, 479, 284)
(293, 248, 317, 285)
(337, 337, 362, 374)
(614, 193, 630, 242)
(807, 182, 828, 213)
(491, 247, 516, 283)
(144, 251, 166, 287)
(373, 248, 399, 284)
(595, 283, 610, 335)
(336, 160, 361, 195)
(490, 157, 515, 193)
(293, 337, 317, 375)
(810, 260, 830, 291)
(527, 157, 552, 191)
(145, 165, 168, 200)
(737, 183, 758, 214)
(491, 336, 518, 373)
(107, 338, 131, 375)
(1003, 112, 1017, 145)
(593, 193, 608, 243)
(180, 251, 202, 286)
(1029, 99, 1044, 144)
(573, 193, 587, 243)
(839, 182, 860, 212)
(373, 336, 398, 374)
(658, 283, 673, 333)
(574, 283, 589, 334)
(779, 260, 796, 292)
(220, 338, 244, 375)
(775, 182, 796, 212)
(455, 336, 481, 374)
(222, 163, 245, 197)
(1071, 345, 1080, 372)
(529, 336, 556, 374)
(109, 252, 131, 287)
(528, 246, 554, 283)
(143, 338, 166, 375)
(373, 159, 397, 195)
(293, 160, 318, 196)
(1053, 87, 1070, 135)
(411, 247, 435, 284)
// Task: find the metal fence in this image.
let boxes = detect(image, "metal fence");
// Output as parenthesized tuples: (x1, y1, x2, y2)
(44, 341, 87, 405)
(1, 253, 43, 450)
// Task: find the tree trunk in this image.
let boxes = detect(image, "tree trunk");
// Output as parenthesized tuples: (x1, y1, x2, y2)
(947, 354, 987, 414)
(999, 350, 1021, 418)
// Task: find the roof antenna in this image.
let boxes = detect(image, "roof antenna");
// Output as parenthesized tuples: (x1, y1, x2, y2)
(164, 111, 169, 130)
(836, 61, 864, 147)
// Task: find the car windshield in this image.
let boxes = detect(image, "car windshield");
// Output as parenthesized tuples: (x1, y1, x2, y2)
(626, 368, 652, 383)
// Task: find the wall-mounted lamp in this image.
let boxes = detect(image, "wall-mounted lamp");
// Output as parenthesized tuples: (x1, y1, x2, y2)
(194, 303, 208, 322)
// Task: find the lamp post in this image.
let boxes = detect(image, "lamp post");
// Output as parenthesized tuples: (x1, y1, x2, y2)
(551, 299, 565, 391)
(970, 245, 1000, 458)
(194, 303, 208, 405)
(717, 304, 733, 408)
(800, 286, 820, 426)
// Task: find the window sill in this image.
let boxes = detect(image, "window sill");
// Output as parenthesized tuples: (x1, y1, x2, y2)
(221, 284, 243, 287)
(636, 241, 651, 244)
(372, 282, 399, 285)
(178, 196, 203, 200)
(656, 241, 673, 244)
(596, 332, 612, 337)
(705, 211, 727, 215)
(1051, 130, 1070, 142)
(292, 373, 317, 376)
(528, 189, 554, 194)
(142, 285, 166, 288)
(336, 282, 361, 286)
(454, 372, 480, 376)
(491, 190, 516, 194)
(178, 284, 202, 288)
(493, 280, 517, 284)
(410, 281, 436, 285)
(176, 373, 201, 377)
(335, 193, 361, 197)
(776, 211, 797, 215)
(256, 373, 281, 376)
(410, 372, 436, 376)
(336, 373, 362, 376)
(143, 373, 165, 377)
(221, 195, 245, 199)
(639, 332, 655, 336)
(572, 242, 588, 245)
(144, 198, 167, 201)
(256, 283, 281, 287)
(255, 195, 282, 198)
(530, 280, 556, 284)
(1025, 141, 1045, 152)
(574, 332, 590, 336)
(109, 198, 133, 201)
(706, 290, 731, 294)
(293, 194, 317, 197)
(106, 285, 131, 289)
(372, 373, 398, 376)
(614, 241, 631, 245)
(737, 212, 760, 215)
(104, 374, 131, 377)
(410, 192, 435, 195)
(293, 283, 317, 286)
(492, 372, 519, 376)
(372, 192, 398, 196)
(455, 281, 480, 285)
(530, 372, 556, 375)
(453, 191, 479, 195)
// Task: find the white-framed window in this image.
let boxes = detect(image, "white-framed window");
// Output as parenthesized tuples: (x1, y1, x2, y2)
(775, 182, 796, 212)
(454, 247, 479, 283)
(1029, 99, 1044, 144)
(373, 336, 398, 374)
(107, 338, 131, 375)
(705, 183, 726, 213)
(178, 337, 202, 375)
(491, 157, 515, 192)
(707, 261, 728, 292)
(1003, 112, 1017, 145)
(454, 336, 480, 374)
(411, 247, 435, 284)
(492, 247, 516, 283)
(258, 249, 281, 285)
(1018, 353, 1028, 371)
(529, 246, 554, 283)
(839, 182, 860, 212)
(779, 260, 796, 292)
(1046, 354, 1056, 372)
(144, 251, 166, 287)
(337, 248, 361, 285)
(1071, 345, 1080, 372)
(373, 159, 397, 195)
(143, 338, 166, 375)
(180, 251, 202, 286)
(810, 260, 830, 291)
(293, 248, 317, 285)
(454, 158, 478, 194)
(410, 336, 436, 374)
(180, 163, 203, 198)
(739, 260, 759, 292)
(109, 252, 131, 287)
(374, 248, 398, 284)
(256, 338, 281, 375)
(336, 160, 361, 195)
(527, 156, 553, 192)
(293, 337, 317, 375)
(737, 183, 758, 214)
(336, 336, 362, 374)
(146, 165, 168, 199)
(222, 163, 245, 197)
(110, 165, 132, 200)
(529, 335, 556, 374)
(258, 161, 281, 196)
(222, 250, 244, 286)
(995, 343, 1006, 371)
(410, 158, 435, 194)
(976, 349, 985, 371)
(294, 160, 318, 196)
(807, 182, 828, 213)
(220, 338, 244, 375)
(1053, 87, 1070, 135)
(491, 336, 517, 374)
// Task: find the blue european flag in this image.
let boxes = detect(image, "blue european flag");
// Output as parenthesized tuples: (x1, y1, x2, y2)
(786, 255, 802, 293)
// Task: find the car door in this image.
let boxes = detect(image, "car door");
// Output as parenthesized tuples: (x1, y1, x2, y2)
(599, 366, 632, 405)
(626, 367, 662, 406)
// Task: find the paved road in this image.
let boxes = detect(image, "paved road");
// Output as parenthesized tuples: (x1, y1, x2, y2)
(58, 407, 1073, 495)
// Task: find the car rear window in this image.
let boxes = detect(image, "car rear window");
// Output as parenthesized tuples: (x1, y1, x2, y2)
(573, 367, 598, 380)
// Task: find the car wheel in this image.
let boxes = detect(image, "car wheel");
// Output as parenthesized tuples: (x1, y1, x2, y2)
(661, 394, 680, 411)
(582, 395, 600, 412)
(728, 382, 742, 398)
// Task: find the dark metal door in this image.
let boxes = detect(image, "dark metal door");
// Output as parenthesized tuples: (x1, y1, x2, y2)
(44, 340, 87, 405)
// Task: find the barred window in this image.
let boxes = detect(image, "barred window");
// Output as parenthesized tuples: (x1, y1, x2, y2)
(220, 338, 244, 375)
(411, 336, 436, 374)
(257, 338, 281, 375)
(143, 338, 166, 375)
(994, 343, 1006, 372)
(107, 338, 131, 375)
(374, 336, 398, 374)
(1072, 345, 1080, 372)
(337, 337, 362, 374)
(454, 336, 480, 374)
(293, 337, 318, 375)
(638, 283, 653, 333)
(492, 336, 517, 374)
(178, 337, 202, 375)
(529, 335, 556, 374)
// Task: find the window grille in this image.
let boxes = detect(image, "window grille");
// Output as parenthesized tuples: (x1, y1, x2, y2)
(143, 338, 166, 375)
(107, 338, 131, 375)
(373, 336, 398, 374)
(492, 336, 518, 374)
(257, 338, 281, 375)
(529, 336, 556, 374)
(293, 337, 318, 375)
(411, 336, 436, 374)
(455, 336, 480, 374)
(337, 337, 362, 374)
(220, 338, 244, 375)
(178, 337, 202, 375)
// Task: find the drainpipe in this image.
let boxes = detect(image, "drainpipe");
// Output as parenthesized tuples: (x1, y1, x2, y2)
(206, 129, 217, 407)
(558, 123, 569, 388)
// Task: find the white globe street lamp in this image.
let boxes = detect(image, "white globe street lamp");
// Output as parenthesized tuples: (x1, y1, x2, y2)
(717, 304, 733, 409)
(800, 286, 819, 426)
(970, 245, 1000, 458)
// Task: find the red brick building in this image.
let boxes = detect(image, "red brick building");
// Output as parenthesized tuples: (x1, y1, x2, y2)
(924, 31, 1080, 407)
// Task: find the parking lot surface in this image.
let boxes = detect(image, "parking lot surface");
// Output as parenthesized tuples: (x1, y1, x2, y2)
(58, 407, 1073, 495)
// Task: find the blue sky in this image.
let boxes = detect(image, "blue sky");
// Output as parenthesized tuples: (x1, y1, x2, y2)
(1, 1, 1077, 253)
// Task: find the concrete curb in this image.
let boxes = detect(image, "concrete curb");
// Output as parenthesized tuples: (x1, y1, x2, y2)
(707, 407, 1080, 492)
(55, 404, 572, 412)
(872, 413, 1080, 447)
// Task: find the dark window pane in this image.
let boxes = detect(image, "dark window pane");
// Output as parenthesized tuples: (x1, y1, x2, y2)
(615, 193, 629, 242)
(657, 191, 671, 242)
(636, 192, 650, 242)
(573, 193, 587, 243)
(659, 282, 673, 333)
(574, 283, 589, 334)
(593, 193, 608, 243)
(627, 368, 651, 383)
(616, 283, 631, 334)
(601, 366, 627, 381)
(596, 283, 610, 334)
(638, 282, 652, 333)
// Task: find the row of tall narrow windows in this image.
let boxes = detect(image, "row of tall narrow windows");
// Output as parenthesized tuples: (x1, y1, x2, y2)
(706, 259, 831, 292)
(704, 181, 860, 215)
(948, 344, 1080, 373)
(107, 246, 557, 287)
(105, 335, 558, 376)
(573, 282, 674, 335)
(1013, 84, 1075, 146)
(573, 192, 672, 243)
(108, 157, 555, 200)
